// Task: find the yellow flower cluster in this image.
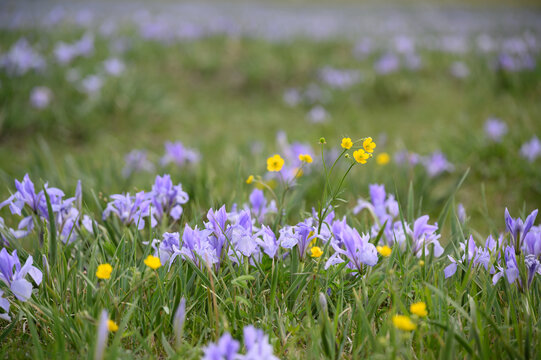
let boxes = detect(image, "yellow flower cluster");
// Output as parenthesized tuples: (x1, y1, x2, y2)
(340, 137, 377, 165)
(393, 302, 428, 331)
(298, 154, 313, 163)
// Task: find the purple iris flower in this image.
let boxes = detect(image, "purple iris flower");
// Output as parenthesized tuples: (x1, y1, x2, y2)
(242, 325, 279, 360)
(229, 211, 259, 258)
(523, 226, 541, 257)
(202, 333, 240, 360)
(103, 192, 150, 230)
(206, 206, 230, 262)
(0, 289, 10, 321)
(374, 53, 399, 74)
(325, 221, 378, 273)
(30, 86, 52, 109)
(318, 66, 361, 90)
(255, 225, 279, 258)
(148, 175, 189, 227)
(457, 203, 467, 224)
(444, 235, 496, 278)
(279, 220, 316, 259)
(505, 208, 538, 249)
(151, 232, 182, 267)
(0, 248, 42, 303)
(122, 150, 154, 178)
(0, 38, 45, 76)
(103, 58, 125, 76)
(492, 246, 520, 285)
(520, 136, 541, 163)
(180, 224, 217, 266)
(248, 189, 276, 223)
(422, 151, 454, 178)
(161, 141, 200, 167)
(409, 215, 444, 258)
(484, 118, 508, 142)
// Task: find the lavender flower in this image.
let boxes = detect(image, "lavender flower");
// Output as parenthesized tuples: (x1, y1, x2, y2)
(180, 224, 217, 266)
(95, 310, 109, 360)
(202, 333, 240, 360)
(122, 150, 155, 178)
(242, 325, 279, 360)
(444, 235, 497, 278)
(408, 215, 444, 258)
(148, 174, 189, 227)
(374, 53, 399, 74)
(325, 220, 378, 273)
(520, 136, 541, 163)
(505, 208, 538, 249)
(318, 66, 361, 90)
(103, 192, 149, 230)
(0, 39, 45, 76)
(484, 118, 508, 142)
(279, 220, 316, 259)
(161, 141, 200, 167)
(248, 189, 276, 223)
(282, 88, 301, 107)
(151, 232, 182, 267)
(30, 86, 52, 109)
(80, 75, 103, 96)
(306, 105, 329, 124)
(0, 249, 42, 303)
(255, 226, 279, 258)
(457, 203, 467, 224)
(173, 297, 186, 347)
(422, 151, 454, 178)
(103, 58, 125, 76)
(0, 289, 10, 321)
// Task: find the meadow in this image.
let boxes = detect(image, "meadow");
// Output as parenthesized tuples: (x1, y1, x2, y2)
(0, 2, 541, 359)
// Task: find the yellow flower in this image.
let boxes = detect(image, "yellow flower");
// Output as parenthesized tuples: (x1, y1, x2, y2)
(418, 260, 425, 266)
(144, 255, 161, 270)
(246, 175, 254, 184)
(295, 168, 304, 178)
(392, 315, 416, 331)
(267, 154, 284, 172)
(376, 245, 392, 257)
(96, 263, 113, 280)
(376, 152, 390, 165)
(310, 246, 323, 258)
(341, 137, 353, 149)
(298, 154, 313, 163)
(107, 320, 119, 332)
(353, 149, 370, 164)
(410, 302, 428, 317)
(363, 137, 376, 153)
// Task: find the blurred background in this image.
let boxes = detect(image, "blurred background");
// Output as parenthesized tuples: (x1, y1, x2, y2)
(0, 0, 540, 233)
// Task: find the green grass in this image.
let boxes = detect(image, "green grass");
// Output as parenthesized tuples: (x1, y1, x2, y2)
(0, 25, 540, 359)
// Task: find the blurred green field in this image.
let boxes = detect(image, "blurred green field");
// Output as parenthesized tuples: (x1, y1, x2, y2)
(1, 28, 540, 233)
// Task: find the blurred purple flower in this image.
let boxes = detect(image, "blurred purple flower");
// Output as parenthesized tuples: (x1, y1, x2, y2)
(30, 86, 52, 109)
(306, 105, 328, 123)
(0, 39, 45, 76)
(80, 75, 103, 96)
(422, 151, 454, 177)
(161, 141, 200, 167)
(520, 136, 541, 162)
(103, 58, 125, 76)
(202, 333, 239, 360)
(243, 325, 279, 360)
(122, 150, 155, 178)
(484, 118, 508, 142)
(374, 53, 399, 74)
